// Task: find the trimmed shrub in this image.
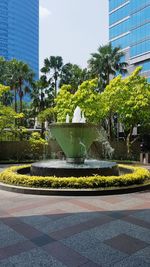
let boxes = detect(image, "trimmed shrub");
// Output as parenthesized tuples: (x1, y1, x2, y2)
(0, 165, 149, 189)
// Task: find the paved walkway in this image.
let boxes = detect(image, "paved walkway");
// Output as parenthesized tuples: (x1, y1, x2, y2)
(0, 189, 150, 267)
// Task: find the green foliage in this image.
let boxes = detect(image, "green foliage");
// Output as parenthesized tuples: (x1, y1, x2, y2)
(55, 78, 102, 123)
(101, 67, 150, 155)
(0, 106, 23, 134)
(60, 63, 91, 92)
(75, 79, 102, 122)
(54, 84, 74, 122)
(0, 84, 24, 135)
(0, 84, 10, 97)
(101, 67, 150, 130)
(38, 108, 56, 123)
(29, 132, 48, 146)
(0, 57, 8, 84)
(0, 165, 149, 189)
(29, 132, 48, 159)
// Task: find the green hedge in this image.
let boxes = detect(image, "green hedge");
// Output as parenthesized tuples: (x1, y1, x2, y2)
(0, 165, 149, 189)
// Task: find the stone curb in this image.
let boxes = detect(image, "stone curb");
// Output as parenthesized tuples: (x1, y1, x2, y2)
(0, 182, 149, 196)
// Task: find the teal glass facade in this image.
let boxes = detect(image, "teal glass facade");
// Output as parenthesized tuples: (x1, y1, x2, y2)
(0, 1, 8, 58)
(109, 0, 150, 80)
(0, 0, 39, 79)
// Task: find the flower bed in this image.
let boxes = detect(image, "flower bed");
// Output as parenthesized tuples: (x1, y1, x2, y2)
(0, 165, 149, 189)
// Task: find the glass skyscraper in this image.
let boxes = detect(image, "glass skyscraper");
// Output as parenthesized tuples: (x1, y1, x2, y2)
(109, 0, 150, 82)
(0, 0, 39, 79)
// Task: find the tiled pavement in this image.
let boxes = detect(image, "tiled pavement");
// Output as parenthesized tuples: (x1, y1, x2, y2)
(0, 189, 150, 267)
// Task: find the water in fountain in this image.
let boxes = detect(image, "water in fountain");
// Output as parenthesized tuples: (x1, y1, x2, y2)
(66, 114, 70, 123)
(72, 106, 86, 123)
(72, 106, 82, 123)
(97, 127, 114, 159)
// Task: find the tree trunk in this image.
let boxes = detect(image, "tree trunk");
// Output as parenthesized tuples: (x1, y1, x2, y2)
(14, 88, 17, 112)
(108, 112, 113, 141)
(107, 74, 113, 140)
(54, 77, 57, 99)
(41, 122, 45, 139)
(126, 127, 133, 158)
(19, 86, 23, 125)
(20, 94, 23, 113)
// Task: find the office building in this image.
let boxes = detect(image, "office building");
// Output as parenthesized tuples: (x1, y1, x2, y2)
(109, 0, 150, 82)
(0, 0, 39, 79)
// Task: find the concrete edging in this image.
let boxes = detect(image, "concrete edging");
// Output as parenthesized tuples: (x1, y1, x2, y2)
(0, 182, 149, 196)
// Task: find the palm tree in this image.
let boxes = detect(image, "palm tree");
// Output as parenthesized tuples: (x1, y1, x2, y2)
(8, 60, 35, 113)
(30, 76, 53, 114)
(6, 59, 19, 112)
(0, 58, 19, 110)
(88, 43, 128, 92)
(41, 56, 63, 98)
(0, 57, 7, 84)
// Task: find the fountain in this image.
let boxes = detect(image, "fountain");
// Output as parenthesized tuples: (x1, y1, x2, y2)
(31, 107, 119, 177)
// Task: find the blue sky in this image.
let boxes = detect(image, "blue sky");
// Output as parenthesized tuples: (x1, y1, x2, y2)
(39, 0, 108, 69)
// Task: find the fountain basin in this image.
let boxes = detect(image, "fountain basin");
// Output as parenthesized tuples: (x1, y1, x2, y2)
(31, 159, 119, 177)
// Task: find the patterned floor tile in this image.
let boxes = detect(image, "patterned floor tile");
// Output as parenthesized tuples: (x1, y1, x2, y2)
(61, 231, 100, 252)
(0, 187, 150, 267)
(81, 242, 127, 267)
(112, 255, 150, 267)
(133, 246, 150, 264)
(104, 233, 148, 255)
(44, 241, 88, 267)
(0, 222, 26, 249)
(0, 241, 36, 261)
(122, 215, 150, 229)
(30, 234, 55, 247)
(0, 248, 66, 267)
(132, 210, 150, 223)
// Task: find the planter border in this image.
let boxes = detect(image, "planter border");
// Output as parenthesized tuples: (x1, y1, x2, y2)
(0, 164, 149, 196)
(0, 181, 149, 196)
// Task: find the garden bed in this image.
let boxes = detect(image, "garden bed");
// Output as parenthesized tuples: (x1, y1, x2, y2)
(0, 164, 149, 189)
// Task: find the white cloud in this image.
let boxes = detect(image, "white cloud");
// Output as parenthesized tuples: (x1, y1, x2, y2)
(40, 6, 51, 19)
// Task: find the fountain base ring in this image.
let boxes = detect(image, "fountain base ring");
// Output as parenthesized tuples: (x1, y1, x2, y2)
(31, 159, 119, 177)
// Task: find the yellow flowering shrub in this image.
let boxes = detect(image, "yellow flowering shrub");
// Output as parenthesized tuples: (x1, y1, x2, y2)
(0, 165, 149, 189)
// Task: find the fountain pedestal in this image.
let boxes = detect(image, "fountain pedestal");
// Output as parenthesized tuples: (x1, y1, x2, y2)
(50, 123, 98, 164)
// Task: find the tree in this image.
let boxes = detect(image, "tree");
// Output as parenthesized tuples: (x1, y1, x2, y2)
(30, 76, 55, 136)
(88, 43, 128, 139)
(41, 56, 63, 98)
(0, 58, 35, 113)
(30, 76, 52, 115)
(0, 57, 8, 84)
(101, 67, 150, 156)
(0, 84, 23, 135)
(38, 79, 102, 124)
(60, 63, 91, 93)
(6, 59, 35, 113)
(54, 79, 102, 123)
(0, 58, 14, 106)
(88, 43, 128, 92)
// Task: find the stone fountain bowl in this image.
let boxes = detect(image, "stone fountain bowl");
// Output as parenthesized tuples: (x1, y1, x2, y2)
(50, 123, 98, 164)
